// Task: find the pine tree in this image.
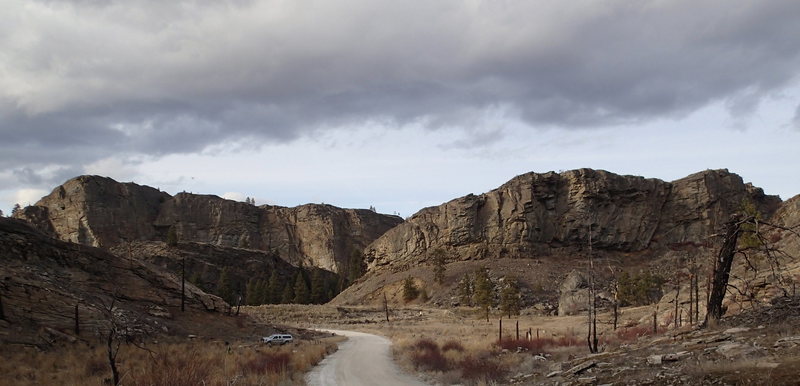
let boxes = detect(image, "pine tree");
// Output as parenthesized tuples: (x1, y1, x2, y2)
(347, 250, 365, 284)
(11, 203, 21, 217)
(245, 278, 259, 305)
(280, 282, 294, 304)
(432, 249, 446, 284)
(166, 225, 178, 247)
(256, 279, 268, 304)
(473, 266, 494, 321)
(402, 276, 419, 302)
(500, 277, 522, 318)
(293, 272, 310, 304)
(217, 267, 233, 304)
(189, 271, 203, 290)
(458, 273, 473, 306)
(267, 271, 282, 304)
(310, 269, 325, 304)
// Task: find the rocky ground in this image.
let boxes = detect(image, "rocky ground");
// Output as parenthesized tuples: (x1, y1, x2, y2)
(508, 296, 800, 385)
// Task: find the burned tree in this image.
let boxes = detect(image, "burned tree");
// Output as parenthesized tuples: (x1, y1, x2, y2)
(587, 223, 598, 354)
(704, 213, 799, 327)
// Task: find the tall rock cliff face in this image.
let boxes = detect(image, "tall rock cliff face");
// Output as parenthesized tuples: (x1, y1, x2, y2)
(17, 175, 170, 246)
(16, 176, 403, 273)
(365, 169, 781, 271)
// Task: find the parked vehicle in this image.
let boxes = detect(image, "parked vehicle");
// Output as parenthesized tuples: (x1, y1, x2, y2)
(261, 334, 294, 345)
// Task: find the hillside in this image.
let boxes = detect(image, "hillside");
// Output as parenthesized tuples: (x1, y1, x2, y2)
(111, 240, 340, 305)
(0, 217, 227, 346)
(15, 175, 403, 273)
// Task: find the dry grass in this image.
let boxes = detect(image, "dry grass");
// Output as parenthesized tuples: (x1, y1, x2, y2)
(0, 337, 339, 386)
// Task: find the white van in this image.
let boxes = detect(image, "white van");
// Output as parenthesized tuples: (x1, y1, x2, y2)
(261, 334, 294, 345)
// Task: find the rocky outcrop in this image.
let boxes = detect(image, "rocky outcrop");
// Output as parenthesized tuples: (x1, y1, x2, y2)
(0, 217, 226, 345)
(365, 169, 781, 271)
(15, 176, 403, 273)
(16, 175, 170, 246)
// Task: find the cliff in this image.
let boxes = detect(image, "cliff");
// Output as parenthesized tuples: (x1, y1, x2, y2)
(16, 176, 403, 273)
(364, 169, 781, 271)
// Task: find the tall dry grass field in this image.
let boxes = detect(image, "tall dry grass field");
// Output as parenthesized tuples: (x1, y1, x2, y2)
(0, 337, 341, 386)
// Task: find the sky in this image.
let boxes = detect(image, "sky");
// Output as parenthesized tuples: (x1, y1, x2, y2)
(2, 0, 800, 217)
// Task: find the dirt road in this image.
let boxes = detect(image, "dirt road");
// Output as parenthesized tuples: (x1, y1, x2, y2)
(305, 329, 428, 386)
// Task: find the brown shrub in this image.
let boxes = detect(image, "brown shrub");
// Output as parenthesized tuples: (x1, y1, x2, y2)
(615, 324, 656, 342)
(411, 347, 449, 371)
(459, 356, 505, 381)
(441, 340, 465, 352)
(414, 338, 439, 352)
(496, 335, 582, 354)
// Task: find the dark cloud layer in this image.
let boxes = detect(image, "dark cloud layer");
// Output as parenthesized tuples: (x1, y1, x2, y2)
(2, 0, 800, 186)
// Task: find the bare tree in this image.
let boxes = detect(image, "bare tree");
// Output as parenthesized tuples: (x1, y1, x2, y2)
(181, 257, 186, 312)
(97, 296, 122, 385)
(704, 214, 799, 327)
(383, 292, 390, 322)
(587, 223, 598, 353)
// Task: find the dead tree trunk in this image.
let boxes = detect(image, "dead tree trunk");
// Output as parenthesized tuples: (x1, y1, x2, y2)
(694, 272, 700, 323)
(383, 292, 390, 322)
(652, 307, 657, 333)
(181, 257, 186, 312)
(688, 273, 694, 325)
(704, 216, 743, 326)
(499, 319, 503, 341)
(612, 301, 618, 331)
(674, 280, 680, 328)
(586, 223, 598, 353)
(74, 303, 80, 336)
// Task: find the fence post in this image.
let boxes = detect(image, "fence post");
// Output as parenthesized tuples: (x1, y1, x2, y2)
(499, 319, 502, 341)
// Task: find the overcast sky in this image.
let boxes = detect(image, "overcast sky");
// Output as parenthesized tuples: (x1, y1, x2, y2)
(2, 0, 800, 217)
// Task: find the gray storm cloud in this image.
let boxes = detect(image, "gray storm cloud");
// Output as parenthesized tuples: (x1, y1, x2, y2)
(2, 0, 800, 185)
